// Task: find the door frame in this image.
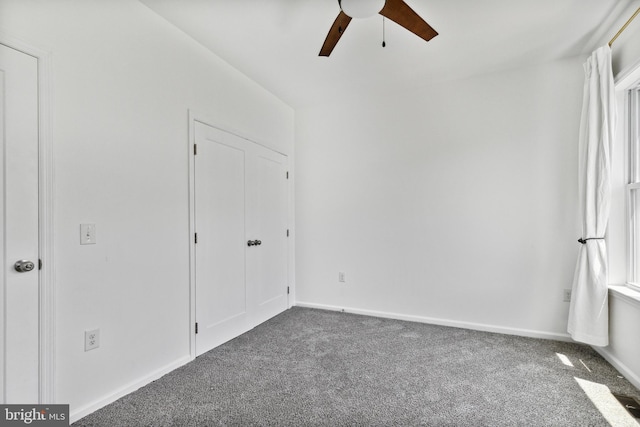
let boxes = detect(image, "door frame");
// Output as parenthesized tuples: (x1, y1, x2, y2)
(187, 110, 291, 360)
(0, 32, 55, 403)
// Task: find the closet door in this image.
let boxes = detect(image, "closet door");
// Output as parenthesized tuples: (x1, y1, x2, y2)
(194, 121, 289, 356)
(194, 123, 249, 355)
(247, 146, 289, 326)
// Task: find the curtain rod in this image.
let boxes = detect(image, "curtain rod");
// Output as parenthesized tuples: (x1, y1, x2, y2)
(609, 6, 640, 46)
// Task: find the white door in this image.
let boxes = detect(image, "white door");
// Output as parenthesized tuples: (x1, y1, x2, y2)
(194, 122, 288, 356)
(0, 44, 40, 403)
(194, 123, 249, 355)
(247, 148, 288, 326)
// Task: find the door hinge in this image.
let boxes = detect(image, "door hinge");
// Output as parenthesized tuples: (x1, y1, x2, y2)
(194, 144, 197, 155)
(287, 286, 290, 295)
(195, 322, 199, 334)
(286, 171, 289, 179)
(38, 259, 42, 270)
(286, 229, 289, 237)
(195, 233, 198, 244)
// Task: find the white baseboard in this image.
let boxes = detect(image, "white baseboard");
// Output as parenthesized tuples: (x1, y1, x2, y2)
(592, 346, 640, 391)
(70, 355, 191, 423)
(294, 301, 573, 342)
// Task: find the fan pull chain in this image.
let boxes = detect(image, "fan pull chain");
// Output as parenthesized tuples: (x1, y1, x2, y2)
(382, 17, 386, 47)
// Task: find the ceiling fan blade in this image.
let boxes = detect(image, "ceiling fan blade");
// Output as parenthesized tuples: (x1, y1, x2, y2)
(379, 0, 438, 43)
(319, 11, 352, 56)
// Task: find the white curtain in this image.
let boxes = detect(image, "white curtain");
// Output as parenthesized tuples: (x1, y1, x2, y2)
(568, 45, 616, 347)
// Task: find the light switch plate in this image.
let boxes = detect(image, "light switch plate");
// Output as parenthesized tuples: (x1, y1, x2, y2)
(80, 224, 96, 245)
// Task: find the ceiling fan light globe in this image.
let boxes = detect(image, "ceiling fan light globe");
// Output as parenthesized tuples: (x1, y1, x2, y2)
(339, 0, 386, 19)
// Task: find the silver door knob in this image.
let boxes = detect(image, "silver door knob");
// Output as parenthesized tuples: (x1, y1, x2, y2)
(14, 260, 35, 273)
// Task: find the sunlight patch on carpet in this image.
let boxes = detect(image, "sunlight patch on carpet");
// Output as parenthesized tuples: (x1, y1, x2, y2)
(575, 377, 639, 426)
(556, 353, 574, 367)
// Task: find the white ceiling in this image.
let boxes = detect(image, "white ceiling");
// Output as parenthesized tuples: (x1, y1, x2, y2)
(139, 0, 634, 108)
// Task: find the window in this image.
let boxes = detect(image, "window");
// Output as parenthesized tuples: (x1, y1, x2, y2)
(627, 83, 640, 292)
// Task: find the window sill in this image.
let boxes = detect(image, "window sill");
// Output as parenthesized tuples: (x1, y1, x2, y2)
(609, 285, 640, 307)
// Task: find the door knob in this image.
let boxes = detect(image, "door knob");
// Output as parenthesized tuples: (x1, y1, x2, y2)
(14, 260, 35, 273)
(247, 240, 256, 247)
(255, 240, 262, 246)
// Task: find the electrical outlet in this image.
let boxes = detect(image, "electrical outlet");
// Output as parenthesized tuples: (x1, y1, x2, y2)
(563, 289, 572, 302)
(338, 272, 346, 283)
(85, 329, 100, 351)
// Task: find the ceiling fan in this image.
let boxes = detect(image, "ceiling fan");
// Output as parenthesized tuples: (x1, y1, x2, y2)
(319, 0, 438, 56)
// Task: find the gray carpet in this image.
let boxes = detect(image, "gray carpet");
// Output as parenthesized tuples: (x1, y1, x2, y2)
(74, 307, 640, 426)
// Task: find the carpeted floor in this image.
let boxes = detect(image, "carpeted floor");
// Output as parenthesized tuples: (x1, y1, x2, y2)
(74, 307, 640, 426)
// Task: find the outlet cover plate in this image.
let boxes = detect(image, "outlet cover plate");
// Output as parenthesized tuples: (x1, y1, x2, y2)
(85, 329, 100, 351)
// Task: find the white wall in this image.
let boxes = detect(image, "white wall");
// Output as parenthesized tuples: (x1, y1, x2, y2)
(600, 292, 640, 388)
(0, 0, 294, 420)
(295, 58, 584, 338)
(611, 4, 640, 80)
